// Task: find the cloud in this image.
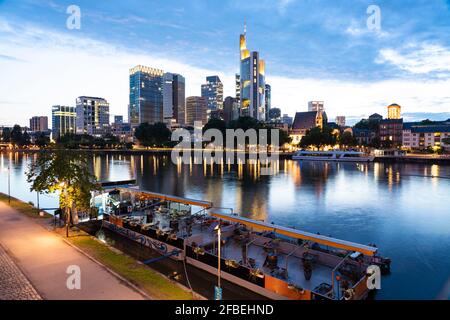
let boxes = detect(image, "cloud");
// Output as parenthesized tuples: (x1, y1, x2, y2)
(277, 0, 296, 14)
(0, 53, 23, 61)
(376, 43, 450, 75)
(1, 19, 450, 127)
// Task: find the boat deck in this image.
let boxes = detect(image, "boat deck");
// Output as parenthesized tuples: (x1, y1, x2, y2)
(219, 237, 334, 293)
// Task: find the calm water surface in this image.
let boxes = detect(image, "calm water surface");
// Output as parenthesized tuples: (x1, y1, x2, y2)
(1, 152, 449, 300)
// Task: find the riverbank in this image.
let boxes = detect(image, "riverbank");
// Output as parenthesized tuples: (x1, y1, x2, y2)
(0, 193, 198, 300)
(2, 148, 450, 164)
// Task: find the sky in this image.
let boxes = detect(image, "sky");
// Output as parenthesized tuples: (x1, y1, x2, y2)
(1, 0, 450, 127)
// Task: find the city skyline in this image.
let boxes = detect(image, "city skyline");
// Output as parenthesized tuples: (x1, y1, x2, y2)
(2, 1, 450, 126)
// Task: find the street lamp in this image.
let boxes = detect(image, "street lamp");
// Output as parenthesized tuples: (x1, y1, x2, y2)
(214, 224, 222, 300)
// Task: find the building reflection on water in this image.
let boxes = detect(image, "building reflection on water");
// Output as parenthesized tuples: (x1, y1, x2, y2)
(1, 151, 450, 299)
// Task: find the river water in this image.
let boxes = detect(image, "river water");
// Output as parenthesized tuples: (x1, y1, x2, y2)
(1, 151, 449, 300)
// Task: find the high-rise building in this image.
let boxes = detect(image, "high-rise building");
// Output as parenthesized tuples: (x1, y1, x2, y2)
(235, 74, 241, 107)
(387, 103, 401, 119)
(264, 84, 271, 121)
(201, 76, 223, 119)
(335, 116, 346, 127)
(185, 96, 207, 126)
(308, 101, 324, 112)
(76, 96, 110, 136)
(163, 73, 186, 126)
(114, 115, 124, 124)
(239, 24, 266, 120)
(52, 105, 76, 140)
(29, 116, 48, 132)
(223, 96, 240, 124)
(129, 65, 164, 127)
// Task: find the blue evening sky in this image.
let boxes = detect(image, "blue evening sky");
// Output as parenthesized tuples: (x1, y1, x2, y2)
(1, 0, 450, 125)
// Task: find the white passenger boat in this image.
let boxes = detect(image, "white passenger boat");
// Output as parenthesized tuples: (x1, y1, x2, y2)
(292, 150, 374, 162)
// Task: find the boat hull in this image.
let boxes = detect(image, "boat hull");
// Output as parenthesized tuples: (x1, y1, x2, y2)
(292, 156, 374, 162)
(102, 220, 185, 261)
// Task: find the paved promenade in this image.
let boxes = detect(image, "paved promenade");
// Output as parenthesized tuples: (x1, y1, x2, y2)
(0, 201, 145, 300)
(0, 244, 41, 300)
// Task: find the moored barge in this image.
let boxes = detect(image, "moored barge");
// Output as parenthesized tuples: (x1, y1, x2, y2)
(92, 186, 391, 300)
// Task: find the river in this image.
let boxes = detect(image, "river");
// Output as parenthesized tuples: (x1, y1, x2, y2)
(1, 151, 449, 300)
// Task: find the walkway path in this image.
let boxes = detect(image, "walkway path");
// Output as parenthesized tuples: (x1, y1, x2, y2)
(0, 244, 41, 300)
(0, 201, 145, 300)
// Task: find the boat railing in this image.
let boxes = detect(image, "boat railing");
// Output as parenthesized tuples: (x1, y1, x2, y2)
(330, 253, 351, 300)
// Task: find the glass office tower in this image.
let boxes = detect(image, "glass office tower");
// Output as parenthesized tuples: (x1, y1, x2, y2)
(76, 96, 110, 136)
(201, 75, 223, 119)
(163, 73, 186, 126)
(129, 65, 164, 127)
(264, 84, 271, 121)
(52, 105, 76, 140)
(239, 25, 266, 121)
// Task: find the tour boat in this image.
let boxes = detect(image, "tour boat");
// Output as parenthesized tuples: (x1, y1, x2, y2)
(292, 150, 375, 162)
(92, 186, 390, 300)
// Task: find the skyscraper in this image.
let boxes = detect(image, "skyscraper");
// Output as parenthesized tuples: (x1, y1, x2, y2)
(235, 74, 241, 107)
(239, 24, 266, 120)
(52, 105, 76, 140)
(114, 115, 124, 124)
(201, 76, 223, 119)
(76, 96, 110, 136)
(308, 101, 324, 112)
(264, 84, 271, 121)
(163, 73, 186, 126)
(129, 65, 164, 127)
(185, 96, 207, 126)
(29, 116, 48, 132)
(223, 96, 239, 124)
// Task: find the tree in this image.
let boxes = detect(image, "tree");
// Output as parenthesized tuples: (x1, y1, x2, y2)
(1, 127, 11, 142)
(369, 136, 381, 148)
(354, 119, 379, 131)
(228, 116, 262, 131)
(26, 150, 99, 237)
(339, 131, 357, 148)
(299, 126, 337, 149)
(35, 132, 50, 148)
(380, 139, 393, 149)
(300, 127, 323, 149)
(268, 108, 281, 120)
(203, 118, 227, 137)
(10, 125, 23, 147)
(135, 122, 171, 147)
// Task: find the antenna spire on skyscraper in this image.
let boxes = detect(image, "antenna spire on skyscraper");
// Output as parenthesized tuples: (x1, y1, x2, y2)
(244, 21, 247, 35)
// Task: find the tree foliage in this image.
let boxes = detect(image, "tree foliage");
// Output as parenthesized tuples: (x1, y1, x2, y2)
(135, 122, 172, 147)
(26, 150, 99, 235)
(212, 116, 291, 147)
(354, 119, 379, 131)
(1, 127, 11, 142)
(338, 131, 357, 147)
(268, 108, 281, 120)
(34, 132, 50, 148)
(300, 126, 337, 149)
(58, 133, 123, 149)
(10, 125, 30, 147)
